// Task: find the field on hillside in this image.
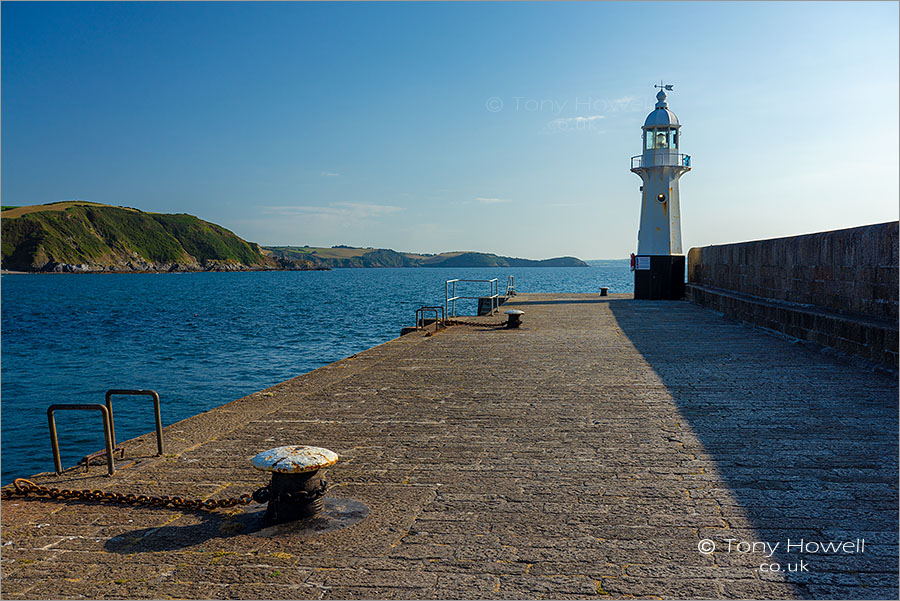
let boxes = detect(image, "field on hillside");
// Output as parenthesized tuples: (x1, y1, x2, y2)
(267, 246, 474, 261)
(267, 246, 378, 259)
(0, 201, 131, 219)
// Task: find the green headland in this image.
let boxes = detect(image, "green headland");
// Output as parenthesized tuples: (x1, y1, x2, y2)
(1, 202, 587, 272)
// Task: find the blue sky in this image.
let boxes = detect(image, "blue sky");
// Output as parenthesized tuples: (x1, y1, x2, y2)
(3, 1, 898, 259)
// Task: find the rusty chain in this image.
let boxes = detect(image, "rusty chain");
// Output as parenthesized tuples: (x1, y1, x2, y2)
(1, 478, 260, 511)
(445, 319, 507, 328)
(253, 480, 328, 505)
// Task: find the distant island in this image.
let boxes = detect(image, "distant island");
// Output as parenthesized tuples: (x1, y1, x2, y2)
(0, 202, 588, 273)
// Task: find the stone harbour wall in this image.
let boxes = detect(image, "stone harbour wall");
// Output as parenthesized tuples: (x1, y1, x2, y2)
(686, 222, 899, 368)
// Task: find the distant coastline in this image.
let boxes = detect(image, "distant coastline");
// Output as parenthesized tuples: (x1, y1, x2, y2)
(1, 202, 588, 273)
(263, 245, 588, 270)
(0, 266, 329, 275)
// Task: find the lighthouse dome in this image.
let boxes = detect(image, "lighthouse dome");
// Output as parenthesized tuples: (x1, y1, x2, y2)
(643, 107, 680, 128)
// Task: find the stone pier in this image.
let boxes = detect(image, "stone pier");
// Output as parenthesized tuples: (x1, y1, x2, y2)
(2, 293, 897, 599)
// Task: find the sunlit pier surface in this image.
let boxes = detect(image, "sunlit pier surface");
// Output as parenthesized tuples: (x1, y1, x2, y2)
(2, 293, 897, 600)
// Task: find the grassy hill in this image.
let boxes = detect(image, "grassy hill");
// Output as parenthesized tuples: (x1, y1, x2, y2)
(265, 246, 588, 269)
(265, 246, 419, 268)
(0, 202, 298, 272)
(2, 202, 588, 272)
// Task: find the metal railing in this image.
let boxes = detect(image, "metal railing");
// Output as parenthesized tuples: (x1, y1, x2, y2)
(446, 278, 499, 317)
(48, 404, 116, 476)
(416, 306, 445, 332)
(631, 153, 691, 169)
(505, 275, 516, 297)
(45, 389, 164, 477)
(105, 389, 164, 457)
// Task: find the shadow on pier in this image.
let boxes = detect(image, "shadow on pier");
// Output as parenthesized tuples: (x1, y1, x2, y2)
(104, 496, 369, 554)
(609, 298, 899, 599)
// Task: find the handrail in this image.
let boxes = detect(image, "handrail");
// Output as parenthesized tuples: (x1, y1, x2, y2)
(47, 404, 116, 476)
(446, 278, 499, 317)
(416, 306, 445, 332)
(105, 389, 164, 457)
(631, 153, 691, 169)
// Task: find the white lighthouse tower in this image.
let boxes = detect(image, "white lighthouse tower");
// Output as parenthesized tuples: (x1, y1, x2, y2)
(630, 83, 691, 300)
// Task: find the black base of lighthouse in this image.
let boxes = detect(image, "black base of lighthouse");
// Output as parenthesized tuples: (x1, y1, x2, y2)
(633, 255, 685, 300)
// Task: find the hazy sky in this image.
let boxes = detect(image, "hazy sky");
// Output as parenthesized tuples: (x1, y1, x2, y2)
(3, 2, 898, 259)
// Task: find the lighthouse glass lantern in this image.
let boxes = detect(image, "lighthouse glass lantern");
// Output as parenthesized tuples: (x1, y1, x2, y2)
(630, 84, 691, 300)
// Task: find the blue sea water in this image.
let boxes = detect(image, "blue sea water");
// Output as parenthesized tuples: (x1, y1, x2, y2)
(0, 260, 630, 484)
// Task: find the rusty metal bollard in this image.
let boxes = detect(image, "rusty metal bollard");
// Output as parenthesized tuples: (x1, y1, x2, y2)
(251, 445, 338, 525)
(504, 309, 524, 329)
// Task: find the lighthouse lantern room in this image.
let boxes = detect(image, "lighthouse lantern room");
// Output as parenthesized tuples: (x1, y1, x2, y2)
(630, 83, 691, 300)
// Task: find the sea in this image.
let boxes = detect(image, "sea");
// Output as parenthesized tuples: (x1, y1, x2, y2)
(0, 260, 630, 484)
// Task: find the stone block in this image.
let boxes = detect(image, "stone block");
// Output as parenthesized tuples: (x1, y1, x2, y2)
(885, 328, 899, 352)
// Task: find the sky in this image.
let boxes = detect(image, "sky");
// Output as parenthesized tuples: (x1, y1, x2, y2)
(2, 1, 898, 260)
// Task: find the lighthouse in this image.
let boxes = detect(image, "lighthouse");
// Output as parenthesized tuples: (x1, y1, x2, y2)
(630, 84, 691, 300)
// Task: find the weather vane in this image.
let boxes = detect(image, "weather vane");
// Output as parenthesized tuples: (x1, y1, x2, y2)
(654, 81, 674, 91)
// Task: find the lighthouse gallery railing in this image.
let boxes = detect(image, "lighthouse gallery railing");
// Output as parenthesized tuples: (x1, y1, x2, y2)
(631, 154, 691, 169)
